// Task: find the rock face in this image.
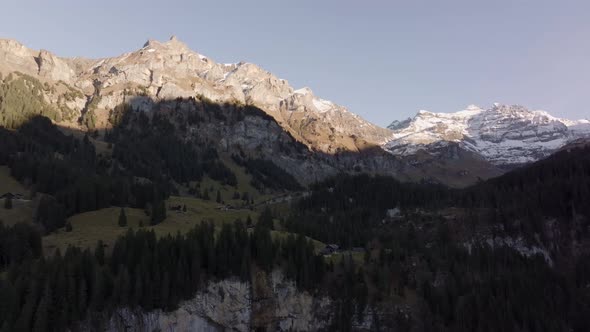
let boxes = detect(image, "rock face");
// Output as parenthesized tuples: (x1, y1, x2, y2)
(81, 271, 347, 332)
(385, 104, 590, 167)
(0, 36, 392, 154)
(149, 98, 339, 185)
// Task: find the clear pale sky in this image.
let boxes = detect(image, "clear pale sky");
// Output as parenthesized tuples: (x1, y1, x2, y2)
(2, 0, 589, 126)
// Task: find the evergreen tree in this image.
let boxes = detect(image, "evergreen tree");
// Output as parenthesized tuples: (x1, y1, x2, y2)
(151, 199, 166, 225)
(118, 207, 127, 227)
(95, 240, 105, 265)
(258, 206, 274, 230)
(3, 196, 12, 210)
(32, 285, 50, 332)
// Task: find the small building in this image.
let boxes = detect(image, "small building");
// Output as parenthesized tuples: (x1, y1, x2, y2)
(319, 244, 340, 256)
(1, 192, 24, 200)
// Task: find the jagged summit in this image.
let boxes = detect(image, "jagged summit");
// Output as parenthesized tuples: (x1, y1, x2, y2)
(142, 35, 191, 52)
(0, 37, 392, 154)
(384, 104, 590, 165)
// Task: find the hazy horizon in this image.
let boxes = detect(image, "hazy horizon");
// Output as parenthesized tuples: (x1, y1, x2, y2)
(2, 0, 589, 126)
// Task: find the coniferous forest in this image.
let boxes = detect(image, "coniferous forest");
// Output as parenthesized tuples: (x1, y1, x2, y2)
(1, 95, 590, 331)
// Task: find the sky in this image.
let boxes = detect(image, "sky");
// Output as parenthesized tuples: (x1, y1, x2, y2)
(1, 0, 589, 126)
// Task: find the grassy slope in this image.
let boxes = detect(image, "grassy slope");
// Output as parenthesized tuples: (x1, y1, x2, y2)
(2, 155, 323, 257)
(0, 198, 34, 226)
(0, 166, 28, 196)
(183, 155, 277, 205)
(43, 195, 260, 255)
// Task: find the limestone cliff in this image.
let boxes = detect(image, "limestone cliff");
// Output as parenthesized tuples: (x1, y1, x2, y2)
(76, 271, 376, 332)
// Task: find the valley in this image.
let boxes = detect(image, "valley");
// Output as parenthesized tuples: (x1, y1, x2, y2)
(0, 35, 589, 332)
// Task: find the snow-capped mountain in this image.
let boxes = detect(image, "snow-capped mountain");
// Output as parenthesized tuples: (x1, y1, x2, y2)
(384, 103, 590, 166)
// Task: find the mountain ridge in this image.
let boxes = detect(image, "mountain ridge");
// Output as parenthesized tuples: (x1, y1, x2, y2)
(0, 36, 393, 154)
(2, 36, 588, 186)
(384, 103, 590, 166)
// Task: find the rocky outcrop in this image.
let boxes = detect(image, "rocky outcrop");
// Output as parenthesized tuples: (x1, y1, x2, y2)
(80, 271, 355, 332)
(36, 49, 76, 82)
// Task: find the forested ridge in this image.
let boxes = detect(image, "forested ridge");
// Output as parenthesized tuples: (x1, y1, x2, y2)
(0, 116, 169, 231)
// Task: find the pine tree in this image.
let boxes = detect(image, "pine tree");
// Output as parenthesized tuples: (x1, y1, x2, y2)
(241, 192, 249, 202)
(95, 240, 105, 265)
(119, 208, 127, 227)
(258, 206, 274, 230)
(32, 285, 51, 332)
(3, 196, 12, 209)
(151, 199, 166, 225)
(118, 207, 127, 227)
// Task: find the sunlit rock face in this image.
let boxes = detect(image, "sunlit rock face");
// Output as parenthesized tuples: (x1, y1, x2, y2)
(0, 36, 392, 154)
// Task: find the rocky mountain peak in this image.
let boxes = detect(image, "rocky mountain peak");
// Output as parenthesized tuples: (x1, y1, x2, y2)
(0, 37, 392, 154)
(0, 39, 76, 83)
(387, 118, 412, 130)
(142, 35, 191, 53)
(0, 38, 31, 56)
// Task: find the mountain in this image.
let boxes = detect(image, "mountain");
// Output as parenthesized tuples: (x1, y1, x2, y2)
(3, 36, 587, 187)
(0, 36, 392, 154)
(384, 103, 590, 167)
(1, 36, 500, 187)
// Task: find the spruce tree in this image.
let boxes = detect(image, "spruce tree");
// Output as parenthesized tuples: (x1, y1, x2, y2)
(32, 285, 51, 332)
(95, 240, 105, 265)
(258, 206, 274, 230)
(3, 196, 12, 210)
(118, 207, 127, 227)
(151, 199, 166, 225)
